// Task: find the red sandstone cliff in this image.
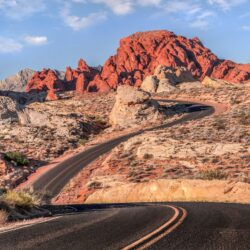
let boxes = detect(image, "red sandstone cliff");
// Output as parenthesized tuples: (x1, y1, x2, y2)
(26, 30, 250, 99)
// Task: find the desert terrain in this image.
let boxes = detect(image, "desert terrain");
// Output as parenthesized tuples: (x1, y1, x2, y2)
(0, 30, 249, 206)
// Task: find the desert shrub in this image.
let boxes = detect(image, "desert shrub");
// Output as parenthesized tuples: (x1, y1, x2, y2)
(94, 118, 107, 127)
(78, 138, 88, 145)
(238, 112, 250, 125)
(4, 152, 29, 166)
(200, 170, 226, 180)
(2, 190, 40, 208)
(213, 118, 226, 130)
(87, 181, 102, 189)
(143, 153, 154, 160)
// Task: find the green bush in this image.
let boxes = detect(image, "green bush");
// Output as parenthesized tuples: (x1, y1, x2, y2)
(4, 152, 29, 166)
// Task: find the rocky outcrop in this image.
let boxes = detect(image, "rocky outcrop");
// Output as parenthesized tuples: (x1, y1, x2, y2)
(0, 69, 35, 92)
(26, 59, 99, 100)
(140, 75, 159, 93)
(26, 69, 64, 93)
(0, 96, 19, 125)
(85, 179, 250, 204)
(141, 65, 197, 93)
(100, 31, 250, 88)
(202, 76, 231, 88)
(109, 85, 164, 128)
(64, 59, 99, 93)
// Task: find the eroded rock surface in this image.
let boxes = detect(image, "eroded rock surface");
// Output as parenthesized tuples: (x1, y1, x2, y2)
(0, 96, 19, 125)
(109, 85, 164, 128)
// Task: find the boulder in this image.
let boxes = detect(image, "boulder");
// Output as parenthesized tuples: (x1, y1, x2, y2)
(179, 81, 203, 90)
(202, 76, 231, 88)
(0, 96, 19, 125)
(140, 76, 158, 93)
(109, 85, 164, 128)
(157, 79, 177, 93)
(154, 65, 196, 85)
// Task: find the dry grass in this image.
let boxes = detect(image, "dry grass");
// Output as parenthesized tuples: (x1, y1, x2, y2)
(200, 170, 226, 180)
(1, 190, 41, 208)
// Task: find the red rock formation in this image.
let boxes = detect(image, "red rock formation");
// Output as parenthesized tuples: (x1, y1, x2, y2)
(64, 59, 99, 93)
(88, 75, 111, 92)
(27, 59, 99, 99)
(46, 90, 58, 101)
(27, 69, 64, 93)
(100, 30, 250, 87)
(26, 30, 250, 98)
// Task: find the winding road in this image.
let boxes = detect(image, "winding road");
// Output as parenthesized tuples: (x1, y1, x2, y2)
(0, 203, 249, 250)
(32, 100, 214, 197)
(3, 100, 249, 250)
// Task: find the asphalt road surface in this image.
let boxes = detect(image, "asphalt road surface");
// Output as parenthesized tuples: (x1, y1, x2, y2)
(0, 203, 249, 250)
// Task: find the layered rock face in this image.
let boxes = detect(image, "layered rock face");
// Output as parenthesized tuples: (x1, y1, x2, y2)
(26, 30, 250, 98)
(109, 85, 164, 128)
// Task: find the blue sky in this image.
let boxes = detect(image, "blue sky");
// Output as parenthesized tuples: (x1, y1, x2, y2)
(0, 0, 250, 79)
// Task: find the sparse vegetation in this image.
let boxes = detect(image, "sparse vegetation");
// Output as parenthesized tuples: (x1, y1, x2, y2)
(78, 138, 88, 146)
(238, 112, 250, 125)
(4, 151, 29, 166)
(87, 181, 102, 189)
(143, 153, 154, 160)
(1, 189, 40, 208)
(200, 170, 226, 180)
(213, 118, 227, 130)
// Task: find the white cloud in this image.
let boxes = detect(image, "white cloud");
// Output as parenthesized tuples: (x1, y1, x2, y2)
(137, 0, 161, 6)
(92, 0, 134, 15)
(159, 1, 215, 29)
(208, 0, 247, 11)
(242, 25, 250, 30)
(0, 0, 45, 19)
(24, 36, 48, 46)
(0, 37, 23, 53)
(70, 0, 86, 3)
(163, 1, 200, 13)
(240, 12, 250, 18)
(61, 4, 107, 30)
(190, 11, 216, 29)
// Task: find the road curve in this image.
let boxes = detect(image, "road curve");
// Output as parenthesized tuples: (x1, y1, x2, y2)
(0, 203, 249, 250)
(31, 100, 214, 197)
(0, 205, 176, 250)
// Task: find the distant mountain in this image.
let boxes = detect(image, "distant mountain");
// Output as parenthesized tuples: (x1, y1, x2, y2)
(0, 69, 65, 93)
(0, 69, 35, 92)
